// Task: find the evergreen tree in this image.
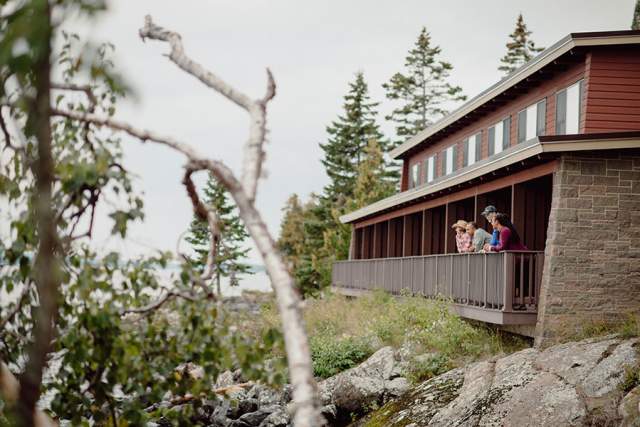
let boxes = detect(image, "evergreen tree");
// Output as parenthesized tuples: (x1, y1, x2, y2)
(383, 27, 466, 147)
(323, 139, 395, 263)
(498, 14, 545, 75)
(187, 174, 252, 296)
(633, 0, 640, 30)
(320, 71, 387, 203)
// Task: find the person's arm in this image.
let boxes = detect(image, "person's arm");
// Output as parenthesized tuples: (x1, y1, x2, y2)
(490, 229, 499, 246)
(491, 227, 511, 252)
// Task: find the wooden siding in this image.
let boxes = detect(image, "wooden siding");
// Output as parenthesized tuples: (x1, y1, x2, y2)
(402, 61, 585, 185)
(584, 46, 640, 133)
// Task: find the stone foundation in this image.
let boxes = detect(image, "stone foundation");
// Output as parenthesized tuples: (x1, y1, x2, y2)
(534, 150, 640, 347)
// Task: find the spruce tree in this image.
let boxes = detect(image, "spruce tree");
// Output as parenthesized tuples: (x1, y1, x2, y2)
(320, 71, 387, 203)
(383, 27, 466, 147)
(186, 174, 252, 296)
(633, 0, 640, 30)
(498, 14, 544, 75)
(323, 139, 395, 263)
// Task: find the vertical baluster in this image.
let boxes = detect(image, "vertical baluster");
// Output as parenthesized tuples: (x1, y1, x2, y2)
(519, 253, 525, 307)
(528, 254, 533, 307)
(483, 254, 487, 308)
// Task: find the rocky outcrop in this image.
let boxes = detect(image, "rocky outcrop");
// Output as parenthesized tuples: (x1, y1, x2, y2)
(359, 336, 640, 426)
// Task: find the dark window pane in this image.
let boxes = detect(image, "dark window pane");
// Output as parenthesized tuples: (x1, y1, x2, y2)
(517, 110, 527, 143)
(475, 133, 482, 162)
(578, 80, 584, 131)
(441, 150, 447, 176)
(536, 99, 546, 136)
(488, 127, 495, 156)
(503, 117, 511, 149)
(462, 139, 469, 167)
(556, 89, 567, 134)
(451, 145, 458, 172)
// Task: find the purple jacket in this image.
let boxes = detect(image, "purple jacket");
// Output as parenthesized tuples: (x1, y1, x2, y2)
(490, 227, 527, 252)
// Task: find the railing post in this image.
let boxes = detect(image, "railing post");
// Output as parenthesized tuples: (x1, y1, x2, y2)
(466, 254, 471, 305)
(449, 256, 453, 298)
(435, 255, 439, 297)
(483, 253, 487, 308)
(503, 252, 514, 312)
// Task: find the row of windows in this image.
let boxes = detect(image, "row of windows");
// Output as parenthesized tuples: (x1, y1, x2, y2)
(408, 79, 584, 189)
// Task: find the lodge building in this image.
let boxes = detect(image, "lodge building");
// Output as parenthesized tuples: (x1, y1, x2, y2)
(331, 30, 640, 345)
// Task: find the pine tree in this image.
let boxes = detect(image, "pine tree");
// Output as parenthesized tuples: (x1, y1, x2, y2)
(498, 14, 545, 75)
(383, 27, 466, 147)
(323, 139, 395, 263)
(633, 0, 640, 30)
(186, 175, 252, 296)
(277, 194, 307, 274)
(320, 71, 387, 203)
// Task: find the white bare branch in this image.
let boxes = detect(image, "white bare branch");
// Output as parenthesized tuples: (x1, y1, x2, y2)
(139, 15, 274, 203)
(48, 106, 323, 426)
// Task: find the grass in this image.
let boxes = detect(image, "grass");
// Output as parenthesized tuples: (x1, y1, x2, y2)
(245, 289, 530, 380)
(561, 313, 640, 342)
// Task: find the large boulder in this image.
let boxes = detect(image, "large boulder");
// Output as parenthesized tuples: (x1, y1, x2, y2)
(318, 346, 410, 418)
(358, 336, 640, 426)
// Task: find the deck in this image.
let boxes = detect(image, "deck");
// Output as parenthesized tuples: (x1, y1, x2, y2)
(332, 251, 544, 325)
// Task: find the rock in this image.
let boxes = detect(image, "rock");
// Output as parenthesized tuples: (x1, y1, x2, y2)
(216, 370, 235, 388)
(360, 336, 640, 426)
(258, 409, 290, 427)
(318, 346, 400, 414)
(235, 406, 278, 426)
(227, 398, 259, 420)
(619, 385, 640, 427)
(175, 362, 205, 381)
(385, 377, 410, 398)
(320, 404, 338, 424)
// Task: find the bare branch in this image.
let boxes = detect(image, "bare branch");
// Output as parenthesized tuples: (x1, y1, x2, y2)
(51, 82, 97, 109)
(0, 105, 13, 149)
(138, 15, 275, 203)
(120, 289, 199, 315)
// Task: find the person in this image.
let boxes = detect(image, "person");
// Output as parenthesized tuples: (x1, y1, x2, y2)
(483, 213, 527, 252)
(481, 205, 500, 246)
(451, 219, 472, 253)
(466, 221, 492, 252)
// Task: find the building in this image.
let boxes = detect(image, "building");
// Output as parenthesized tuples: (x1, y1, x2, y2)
(332, 30, 640, 346)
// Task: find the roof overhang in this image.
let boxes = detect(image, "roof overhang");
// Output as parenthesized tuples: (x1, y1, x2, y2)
(341, 133, 640, 224)
(389, 30, 640, 160)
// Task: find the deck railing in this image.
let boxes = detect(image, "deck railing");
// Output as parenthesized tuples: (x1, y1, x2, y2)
(332, 251, 544, 313)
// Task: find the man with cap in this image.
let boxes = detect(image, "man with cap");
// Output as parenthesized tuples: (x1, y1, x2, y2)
(481, 205, 500, 247)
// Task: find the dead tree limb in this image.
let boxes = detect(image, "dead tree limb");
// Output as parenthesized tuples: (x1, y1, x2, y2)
(49, 108, 322, 426)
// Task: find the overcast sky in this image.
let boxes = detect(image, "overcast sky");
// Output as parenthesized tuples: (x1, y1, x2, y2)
(71, 0, 635, 263)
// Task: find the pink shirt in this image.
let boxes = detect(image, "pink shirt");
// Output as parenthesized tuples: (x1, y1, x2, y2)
(455, 232, 472, 253)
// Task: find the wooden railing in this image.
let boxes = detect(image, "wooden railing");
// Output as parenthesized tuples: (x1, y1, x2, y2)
(332, 251, 544, 313)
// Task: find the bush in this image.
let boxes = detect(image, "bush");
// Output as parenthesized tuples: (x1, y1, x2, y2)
(310, 336, 373, 378)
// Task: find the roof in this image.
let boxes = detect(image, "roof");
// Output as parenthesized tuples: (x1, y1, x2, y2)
(341, 132, 640, 224)
(389, 30, 640, 160)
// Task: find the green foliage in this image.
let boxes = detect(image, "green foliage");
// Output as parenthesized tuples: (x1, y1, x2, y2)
(383, 27, 466, 147)
(186, 175, 252, 296)
(320, 72, 389, 202)
(405, 353, 453, 384)
(498, 14, 544, 75)
(0, 3, 281, 424)
(633, 0, 640, 30)
(621, 364, 640, 393)
(310, 336, 373, 378)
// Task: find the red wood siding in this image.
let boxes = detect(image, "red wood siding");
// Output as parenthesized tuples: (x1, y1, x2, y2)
(403, 61, 586, 181)
(584, 46, 640, 133)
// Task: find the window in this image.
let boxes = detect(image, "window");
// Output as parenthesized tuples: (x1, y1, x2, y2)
(463, 132, 482, 167)
(447, 145, 456, 174)
(440, 149, 447, 177)
(488, 117, 511, 156)
(409, 163, 420, 188)
(556, 79, 583, 135)
(517, 99, 546, 143)
(426, 156, 435, 183)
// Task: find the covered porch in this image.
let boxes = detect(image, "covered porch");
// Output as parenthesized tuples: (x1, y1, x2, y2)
(335, 162, 555, 328)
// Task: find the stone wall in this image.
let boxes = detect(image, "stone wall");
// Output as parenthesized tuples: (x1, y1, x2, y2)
(534, 150, 640, 347)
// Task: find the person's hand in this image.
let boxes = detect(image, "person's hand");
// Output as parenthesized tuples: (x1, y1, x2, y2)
(483, 243, 491, 252)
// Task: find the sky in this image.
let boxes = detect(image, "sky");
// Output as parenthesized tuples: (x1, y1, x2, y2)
(67, 0, 636, 263)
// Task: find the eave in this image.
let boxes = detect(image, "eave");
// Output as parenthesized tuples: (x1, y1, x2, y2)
(341, 132, 640, 224)
(389, 30, 640, 160)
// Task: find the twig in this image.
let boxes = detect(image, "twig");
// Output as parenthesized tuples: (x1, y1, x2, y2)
(120, 289, 199, 315)
(0, 105, 12, 149)
(0, 284, 31, 331)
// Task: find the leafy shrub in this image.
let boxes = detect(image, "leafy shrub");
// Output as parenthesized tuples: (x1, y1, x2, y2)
(620, 364, 640, 393)
(405, 353, 453, 383)
(310, 336, 373, 378)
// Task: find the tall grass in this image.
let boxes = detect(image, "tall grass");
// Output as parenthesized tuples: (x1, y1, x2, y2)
(250, 289, 529, 379)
